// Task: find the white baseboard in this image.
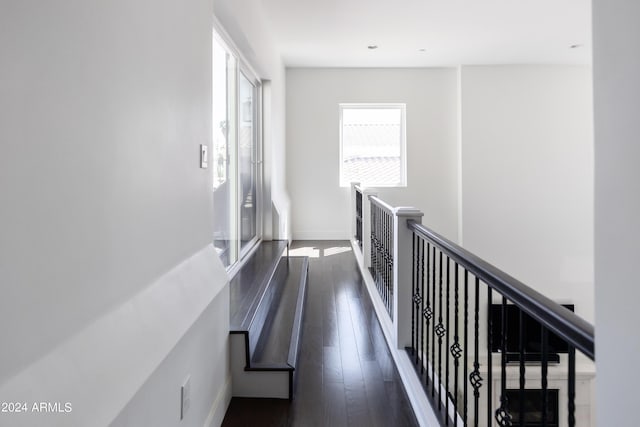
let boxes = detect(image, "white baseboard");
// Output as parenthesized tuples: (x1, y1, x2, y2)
(204, 374, 232, 427)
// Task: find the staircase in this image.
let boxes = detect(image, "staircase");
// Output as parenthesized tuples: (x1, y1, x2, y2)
(229, 241, 309, 400)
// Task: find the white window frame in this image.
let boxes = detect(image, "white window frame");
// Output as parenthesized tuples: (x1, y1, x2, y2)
(237, 66, 263, 260)
(339, 103, 407, 188)
(212, 22, 264, 275)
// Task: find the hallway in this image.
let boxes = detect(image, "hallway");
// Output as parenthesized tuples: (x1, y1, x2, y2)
(222, 241, 417, 427)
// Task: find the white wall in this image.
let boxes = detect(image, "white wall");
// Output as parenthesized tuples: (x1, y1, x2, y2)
(460, 65, 594, 322)
(111, 287, 230, 427)
(0, 0, 231, 425)
(286, 68, 459, 241)
(592, 0, 640, 424)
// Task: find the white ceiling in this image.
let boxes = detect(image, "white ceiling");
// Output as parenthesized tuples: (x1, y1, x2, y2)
(260, 0, 591, 67)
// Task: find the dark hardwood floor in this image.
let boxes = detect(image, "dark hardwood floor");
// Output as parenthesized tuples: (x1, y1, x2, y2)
(222, 241, 417, 427)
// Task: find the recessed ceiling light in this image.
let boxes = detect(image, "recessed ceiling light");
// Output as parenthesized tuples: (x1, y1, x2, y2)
(570, 44, 583, 49)
(418, 48, 427, 52)
(367, 45, 378, 50)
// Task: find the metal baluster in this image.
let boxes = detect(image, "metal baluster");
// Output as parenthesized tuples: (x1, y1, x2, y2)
(384, 210, 389, 313)
(382, 211, 389, 312)
(487, 286, 493, 427)
(378, 206, 381, 300)
(425, 241, 431, 386)
(373, 206, 376, 283)
(386, 211, 390, 314)
(420, 239, 425, 372)
(437, 251, 444, 410)
(370, 205, 374, 284)
(376, 206, 379, 288)
(389, 211, 393, 316)
(412, 233, 416, 359)
(568, 344, 576, 427)
(371, 205, 374, 279)
(379, 206, 382, 300)
(495, 296, 512, 426)
(470, 276, 482, 427)
(519, 309, 526, 427)
(383, 210, 387, 312)
(463, 270, 469, 425)
(377, 207, 380, 286)
(388, 211, 392, 315)
(372, 205, 377, 292)
(355, 190, 362, 248)
(446, 257, 451, 424)
(375, 205, 379, 290)
(452, 263, 461, 427)
(413, 234, 420, 364)
(358, 193, 362, 247)
(386, 211, 390, 313)
(432, 246, 437, 398)
(378, 208, 381, 306)
(389, 212, 392, 314)
(377, 206, 380, 285)
(541, 326, 548, 427)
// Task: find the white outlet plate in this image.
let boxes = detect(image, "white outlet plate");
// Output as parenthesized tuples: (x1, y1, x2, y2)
(200, 144, 208, 169)
(181, 375, 191, 420)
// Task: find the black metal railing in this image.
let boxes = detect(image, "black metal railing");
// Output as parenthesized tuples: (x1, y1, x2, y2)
(406, 219, 595, 427)
(355, 186, 363, 250)
(370, 196, 394, 317)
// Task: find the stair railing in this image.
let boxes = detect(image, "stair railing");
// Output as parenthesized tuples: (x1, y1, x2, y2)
(350, 183, 595, 427)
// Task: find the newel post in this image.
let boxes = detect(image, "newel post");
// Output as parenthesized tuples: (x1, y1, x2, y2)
(393, 206, 424, 350)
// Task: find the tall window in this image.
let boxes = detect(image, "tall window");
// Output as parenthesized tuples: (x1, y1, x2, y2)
(238, 72, 258, 251)
(212, 36, 237, 267)
(213, 33, 261, 268)
(339, 103, 407, 187)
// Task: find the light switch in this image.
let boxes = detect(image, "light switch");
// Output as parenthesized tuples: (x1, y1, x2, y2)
(200, 144, 208, 169)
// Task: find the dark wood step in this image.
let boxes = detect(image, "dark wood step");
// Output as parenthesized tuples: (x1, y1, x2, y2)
(229, 240, 288, 331)
(251, 256, 308, 368)
(228, 240, 309, 400)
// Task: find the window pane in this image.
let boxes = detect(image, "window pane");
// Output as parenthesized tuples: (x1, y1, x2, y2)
(340, 105, 405, 187)
(212, 38, 237, 267)
(239, 73, 258, 251)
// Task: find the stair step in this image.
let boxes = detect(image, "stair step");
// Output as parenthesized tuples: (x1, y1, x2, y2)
(251, 257, 308, 368)
(229, 240, 288, 331)
(228, 241, 309, 400)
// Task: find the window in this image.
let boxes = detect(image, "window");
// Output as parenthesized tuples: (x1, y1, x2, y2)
(212, 36, 237, 267)
(212, 31, 262, 269)
(339, 103, 406, 187)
